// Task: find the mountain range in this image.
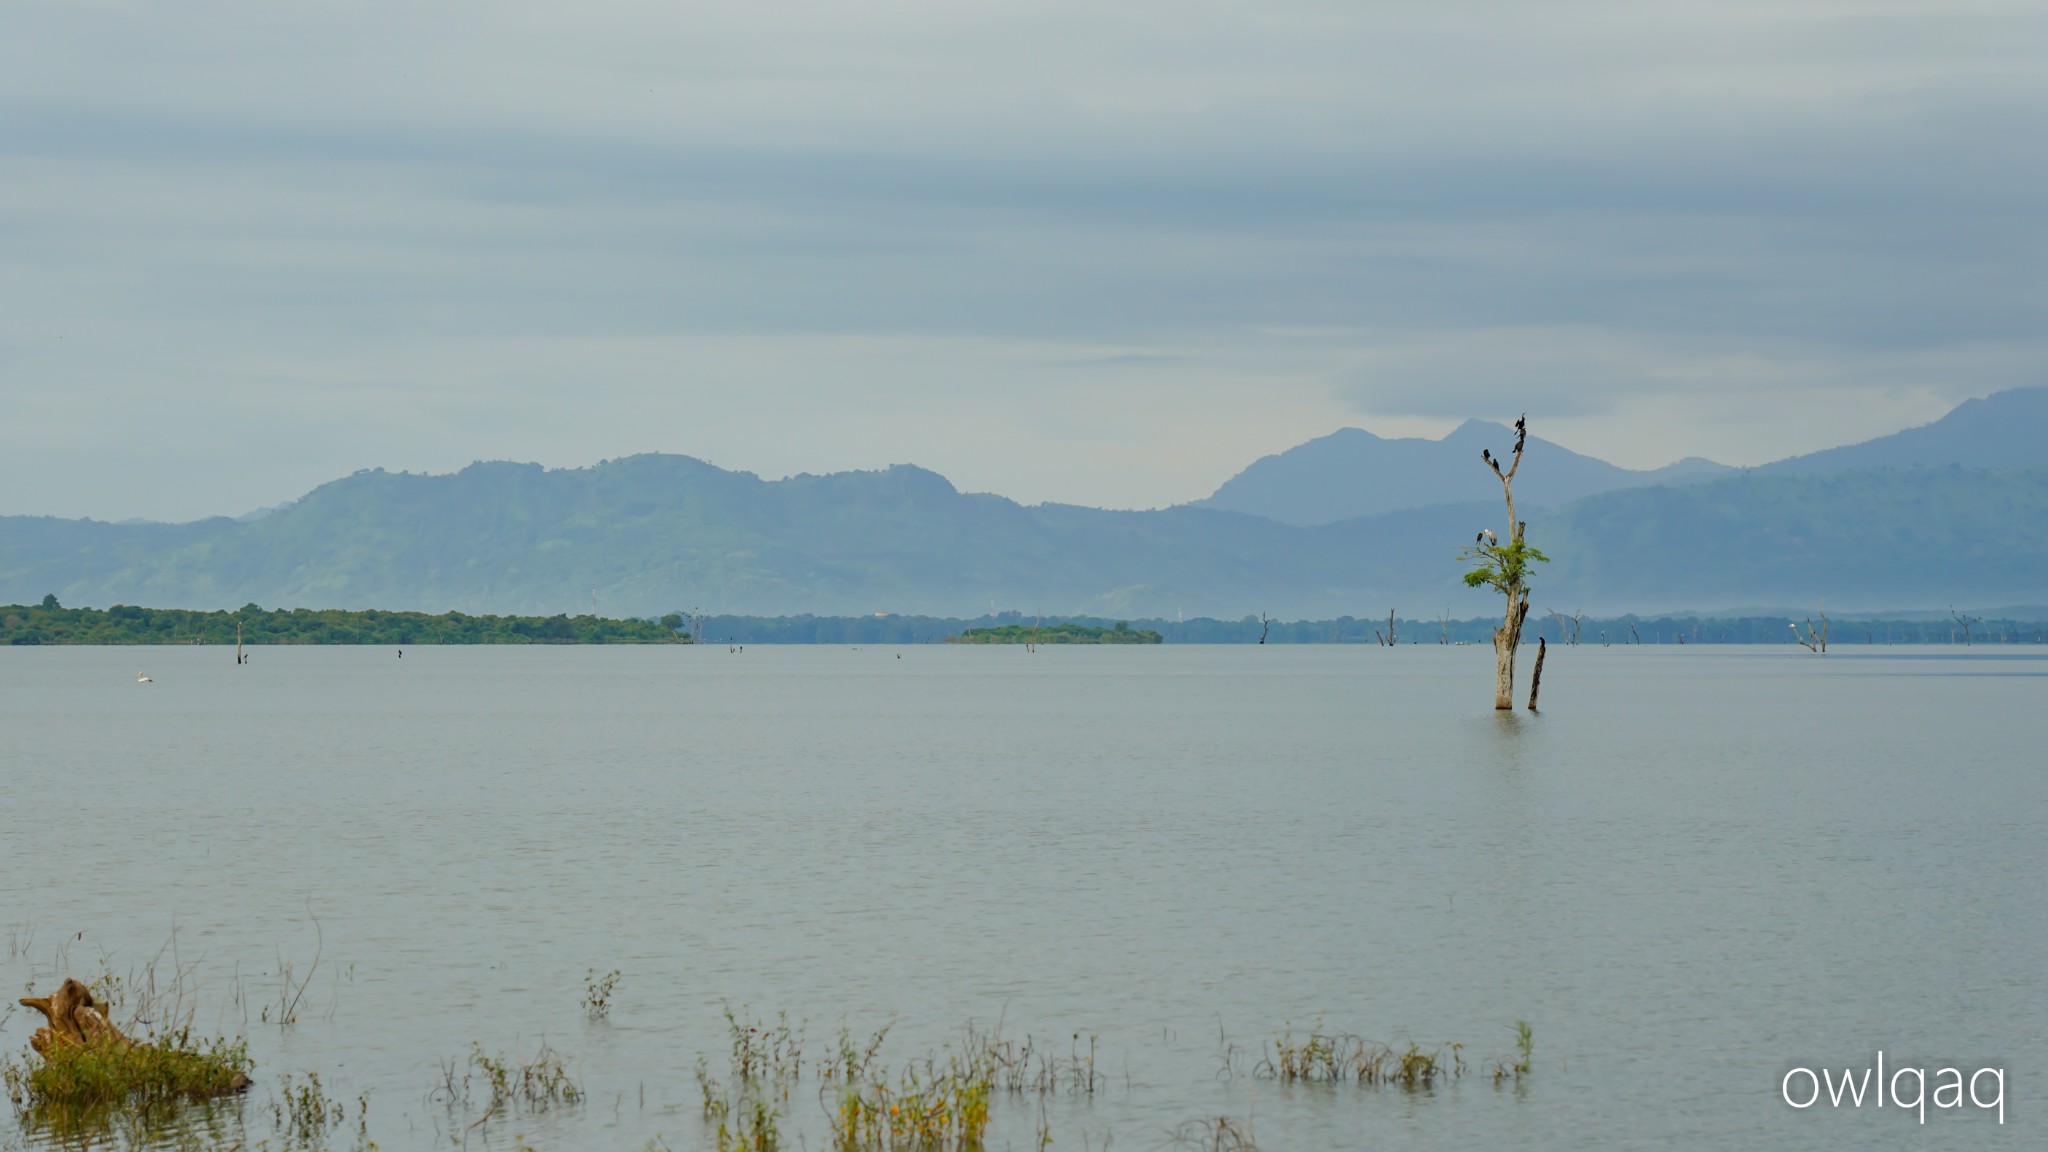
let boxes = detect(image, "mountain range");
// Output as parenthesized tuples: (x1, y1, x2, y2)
(1193, 421, 1731, 525)
(4, 388, 2046, 618)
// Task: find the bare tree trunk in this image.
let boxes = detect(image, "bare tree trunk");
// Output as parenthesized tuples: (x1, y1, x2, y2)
(1475, 419, 1538, 709)
(1526, 636, 1546, 710)
(1494, 591, 1528, 709)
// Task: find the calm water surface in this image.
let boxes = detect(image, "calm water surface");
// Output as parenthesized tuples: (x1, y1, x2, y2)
(1, 645, 2041, 1150)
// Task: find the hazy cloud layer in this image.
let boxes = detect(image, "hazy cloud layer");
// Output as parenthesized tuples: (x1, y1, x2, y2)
(2, 1, 2043, 519)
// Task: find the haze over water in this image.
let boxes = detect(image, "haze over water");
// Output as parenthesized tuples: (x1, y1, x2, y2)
(3, 645, 2040, 1150)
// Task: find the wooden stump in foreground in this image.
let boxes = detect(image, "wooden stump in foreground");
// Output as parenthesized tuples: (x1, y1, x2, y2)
(18, 976, 253, 1100)
(20, 979, 131, 1057)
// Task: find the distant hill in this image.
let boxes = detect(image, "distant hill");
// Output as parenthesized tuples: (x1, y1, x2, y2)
(1759, 386, 2048, 474)
(3, 453, 2045, 618)
(1193, 421, 1731, 525)
(1536, 466, 2048, 611)
(0, 456, 1447, 619)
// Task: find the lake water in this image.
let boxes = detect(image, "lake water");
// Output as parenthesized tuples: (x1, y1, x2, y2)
(1, 645, 2040, 1150)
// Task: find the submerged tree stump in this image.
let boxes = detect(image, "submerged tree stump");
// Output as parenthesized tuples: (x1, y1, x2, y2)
(18, 977, 253, 1100)
(20, 978, 130, 1057)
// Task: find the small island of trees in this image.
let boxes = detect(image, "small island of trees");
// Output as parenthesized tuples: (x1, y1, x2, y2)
(949, 621, 1162, 645)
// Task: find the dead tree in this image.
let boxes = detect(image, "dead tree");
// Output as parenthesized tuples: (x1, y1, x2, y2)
(1460, 415, 1549, 710)
(1546, 608, 1585, 647)
(1258, 613, 1270, 644)
(1374, 610, 1396, 646)
(1951, 606, 1979, 646)
(1791, 610, 1828, 653)
(1527, 637, 1547, 710)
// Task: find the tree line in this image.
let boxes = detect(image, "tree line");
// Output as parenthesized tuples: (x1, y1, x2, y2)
(674, 611, 2047, 646)
(2, 598, 688, 645)
(5, 599, 2036, 647)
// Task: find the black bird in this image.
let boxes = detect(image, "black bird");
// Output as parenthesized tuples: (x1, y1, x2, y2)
(1482, 448, 1494, 466)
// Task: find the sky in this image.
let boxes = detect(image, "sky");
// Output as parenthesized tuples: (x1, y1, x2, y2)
(3, 0, 2044, 522)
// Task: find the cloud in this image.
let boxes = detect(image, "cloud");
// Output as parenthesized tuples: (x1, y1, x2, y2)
(1334, 325, 2048, 465)
(1, 1, 2044, 517)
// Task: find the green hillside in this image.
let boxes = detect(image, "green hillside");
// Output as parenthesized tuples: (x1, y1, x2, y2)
(0, 456, 1442, 618)
(1538, 466, 2048, 608)
(3, 455, 2045, 617)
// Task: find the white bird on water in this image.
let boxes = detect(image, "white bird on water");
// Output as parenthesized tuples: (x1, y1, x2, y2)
(136, 672, 153, 683)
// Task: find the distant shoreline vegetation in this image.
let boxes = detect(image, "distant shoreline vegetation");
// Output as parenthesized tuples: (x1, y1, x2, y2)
(949, 621, 1163, 645)
(4, 600, 2045, 646)
(1, 599, 689, 645)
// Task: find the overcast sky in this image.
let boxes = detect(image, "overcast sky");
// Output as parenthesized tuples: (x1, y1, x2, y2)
(4, 0, 2044, 520)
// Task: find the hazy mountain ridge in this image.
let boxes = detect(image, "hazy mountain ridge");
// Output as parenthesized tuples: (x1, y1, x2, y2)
(5, 390, 2045, 618)
(1194, 386, 2048, 526)
(4, 454, 2045, 618)
(1193, 420, 1735, 525)
(1536, 466, 2048, 610)
(1, 457, 1438, 618)
(1758, 387, 2048, 474)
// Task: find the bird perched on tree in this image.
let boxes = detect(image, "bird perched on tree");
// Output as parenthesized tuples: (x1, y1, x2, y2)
(1482, 448, 1495, 467)
(1476, 529, 1497, 545)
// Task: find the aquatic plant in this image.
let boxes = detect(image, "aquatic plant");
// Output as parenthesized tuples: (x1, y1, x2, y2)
(716, 1093, 783, 1152)
(818, 1023, 892, 1084)
(696, 1055, 728, 1122)
(693, 1009, 811, 1150)
(1256, 1024, 1464, 1088)
(831, 1056, 993, 1152)
(960, 1024, 1101, 1097)
(475, 1041, 581, 1112)
(272, 1072, 345, 1145)
(1492, 1020, 1535, 1084)
(584, 968, 621, 1020)
(261, 911, 325, 1030)
(720, 1005, 806, 1099)
(1169, 1115, 1259, 1151)
(432, 1038, 583, 1138)
(270, 1072, 376, 1150)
